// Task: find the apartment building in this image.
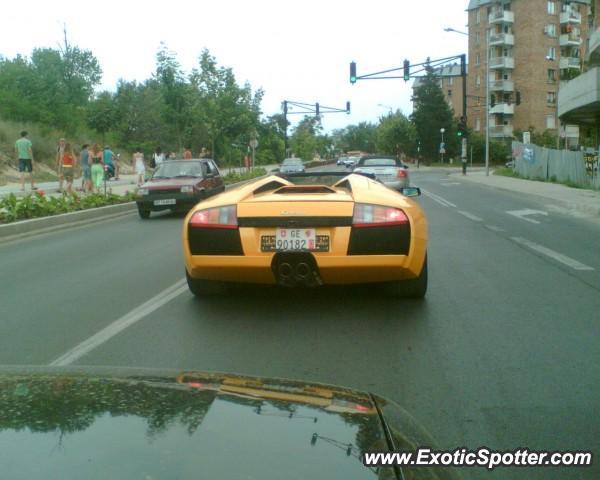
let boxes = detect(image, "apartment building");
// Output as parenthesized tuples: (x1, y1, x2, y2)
(412, 65, 467, 117)
(467, 0, 600, 143)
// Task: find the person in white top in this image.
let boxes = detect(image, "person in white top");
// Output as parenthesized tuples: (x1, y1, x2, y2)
(152, 147, 165, 169)
(133, 147, 145, 186)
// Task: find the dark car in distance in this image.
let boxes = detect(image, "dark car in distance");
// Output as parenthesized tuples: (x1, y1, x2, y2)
(136, 159, 225, 219)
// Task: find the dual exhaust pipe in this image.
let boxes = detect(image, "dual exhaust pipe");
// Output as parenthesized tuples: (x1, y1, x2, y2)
(276, 261, 321, 287)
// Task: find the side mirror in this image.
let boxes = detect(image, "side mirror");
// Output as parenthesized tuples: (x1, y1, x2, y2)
(399, 187, 421, 197)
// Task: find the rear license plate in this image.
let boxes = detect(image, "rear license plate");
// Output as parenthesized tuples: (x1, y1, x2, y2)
(154, 199, 176, 206)
(261, 232, 329, 252)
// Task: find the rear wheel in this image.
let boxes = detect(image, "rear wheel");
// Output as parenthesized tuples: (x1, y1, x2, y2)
(186, 270, 228, 296)
(138, 208, 150, 219)
(386, 254, 428, 299)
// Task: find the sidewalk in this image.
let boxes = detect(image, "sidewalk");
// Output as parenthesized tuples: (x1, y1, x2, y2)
(0, 164, 280, 199)
(450, 170, 600, 217)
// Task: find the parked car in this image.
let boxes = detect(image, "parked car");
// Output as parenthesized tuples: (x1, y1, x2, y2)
(353, 155, 410, 190)
(183, 171, 427, 298)
(336, 156, 347, 166)
(280, 157, 305, 174)
(136, 159, 225, 219)
(343, 156, 360, 168)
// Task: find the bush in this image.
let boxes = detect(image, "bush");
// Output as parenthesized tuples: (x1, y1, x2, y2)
(0, 191, 136, 224)
(223, 167, 268, 185)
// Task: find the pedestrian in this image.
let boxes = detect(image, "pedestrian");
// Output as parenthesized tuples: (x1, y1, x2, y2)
(152, 147, 165, 169)
(61, 143, 76, 194)
(183, 146, 193, 160)
(15, 130, 36, 191)
(114, 153, 121, 180)
(133, 147, 145, 186)
(90, 144, 104, 193)
(103, 145, 114, 179)
(80, 144, 92, 192)
(56, 138, 66, 192)
(169, 151, 177, 160)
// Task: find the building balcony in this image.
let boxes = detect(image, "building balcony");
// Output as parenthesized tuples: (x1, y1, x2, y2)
(489, 10, 514, 24)
(489, 125, 514, 138)
(560, 10, 581, 24)
(560, 33, 582, 47)
(489, 103, 515, 115)
(558, 67, 600, 126)
(489, 33, 515, 47)
(560, 57, 581, 70)
(489, 56, 515, 69)
(490, 79, 514, 92)
(586, 28, 600, 66)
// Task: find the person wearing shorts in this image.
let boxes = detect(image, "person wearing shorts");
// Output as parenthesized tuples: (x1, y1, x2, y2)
(62, 143, 76, 193)
(80, 144, 92, 192)
(90, 144, 104, 192)
(15, 131, 36, 191)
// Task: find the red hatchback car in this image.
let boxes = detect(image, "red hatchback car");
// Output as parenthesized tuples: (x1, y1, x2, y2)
(136, 159, 225, 219)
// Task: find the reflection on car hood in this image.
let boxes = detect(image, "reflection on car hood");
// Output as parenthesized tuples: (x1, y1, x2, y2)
(143, 177, 201, 188)
(0, 368, 389, 480)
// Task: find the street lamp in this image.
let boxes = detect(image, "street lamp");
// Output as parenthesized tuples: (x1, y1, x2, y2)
(377, 103, 393, 114)
(440, 128, 445, 163)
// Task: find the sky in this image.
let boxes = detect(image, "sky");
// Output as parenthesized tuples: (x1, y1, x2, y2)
(1, 0, 469, 132)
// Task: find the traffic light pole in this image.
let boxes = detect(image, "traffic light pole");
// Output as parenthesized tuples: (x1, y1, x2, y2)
(351, 54, 468, 169)
(282, 100, 350, 158)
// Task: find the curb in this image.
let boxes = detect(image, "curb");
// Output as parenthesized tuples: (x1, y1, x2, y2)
(0, 202, 137, 242)
(450, 173, 600, 218)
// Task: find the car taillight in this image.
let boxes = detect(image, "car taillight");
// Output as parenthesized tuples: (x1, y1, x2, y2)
(397, 169, 407, 178)
(189, 205, 237, 229)
(353, 203, 408, 228)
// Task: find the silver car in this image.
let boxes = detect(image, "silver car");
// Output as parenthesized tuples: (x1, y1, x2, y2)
(353, 155, 410, 190)
(280, 158, 305, 174)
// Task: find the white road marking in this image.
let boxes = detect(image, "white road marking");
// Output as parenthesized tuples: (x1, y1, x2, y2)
(421, 189, 457, 208)
(507, 209, 549, 224)
(510, 237, 595, 271)
(440, 182, 461, 186)
(50, 278, 188, 366)
(457, 211, 483, 222)
(485, 225, 505, 232)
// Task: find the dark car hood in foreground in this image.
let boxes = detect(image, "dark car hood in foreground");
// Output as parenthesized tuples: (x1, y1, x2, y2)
(0, 367, 459, 480)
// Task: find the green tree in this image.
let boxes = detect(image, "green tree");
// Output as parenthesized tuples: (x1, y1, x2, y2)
(331, 122, 377, 153)
(410, 70, 458, 162)
(289, 116, 324, 160)
(376, 111, 416, 156)
(86, 92, 117, 143)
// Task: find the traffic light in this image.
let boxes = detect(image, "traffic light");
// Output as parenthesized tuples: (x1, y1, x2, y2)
(346, 101, 351, 114)
(457, 117, 468, 138)
(350, 62, 357, 84)
(315, 103, 320, 116)
(403, 60, 410, 81)
(516, 91, 521, 106)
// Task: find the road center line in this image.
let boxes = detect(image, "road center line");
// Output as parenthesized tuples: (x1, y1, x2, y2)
(510, 237, 595, 271)
(421, 189, 457, 208)
(457, 211, 483, 222)
(485, 225, 505, 232)
(49, 278, 188, 366)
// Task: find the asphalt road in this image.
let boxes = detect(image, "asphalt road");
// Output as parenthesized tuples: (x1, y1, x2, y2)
(1, 167, 598, 480)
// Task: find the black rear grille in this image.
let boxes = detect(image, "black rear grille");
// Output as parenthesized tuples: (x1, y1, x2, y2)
(188, 227, 243, 255)
(238, 217, 352, 228)
(348, 224, 411, 255)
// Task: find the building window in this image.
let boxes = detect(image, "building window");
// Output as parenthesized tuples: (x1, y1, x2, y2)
(449, 77, 454, 86)
(545, 24, 557, 37)
(547, 47, 556, 60)
(476, 53, 481, 65)
(475, 31, 480, 44)
(548, 1, 556, 15)
(546, 115, 556, 129)
(476, 118, 481, 131)
(547, 69, 557, 82)
(547, 92, 557, 105)
(476, 9, 481, 24)
(476, 74, 481, 87)
(448, 89, 452, 98)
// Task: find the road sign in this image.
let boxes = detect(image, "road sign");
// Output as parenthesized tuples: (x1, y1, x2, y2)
(440, 147, 446, 155)
(249, 139, 259, 149)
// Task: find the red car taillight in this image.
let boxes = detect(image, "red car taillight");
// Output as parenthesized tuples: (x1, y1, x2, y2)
(353, 203, 408, 228)
(397, 169, 407, 178)
(189, 205, 237, 229)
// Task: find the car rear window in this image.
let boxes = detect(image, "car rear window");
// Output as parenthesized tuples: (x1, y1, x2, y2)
(283, 159, 303, 166)
(360, 158, 398, 167)
(153, 161, 204, 178)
